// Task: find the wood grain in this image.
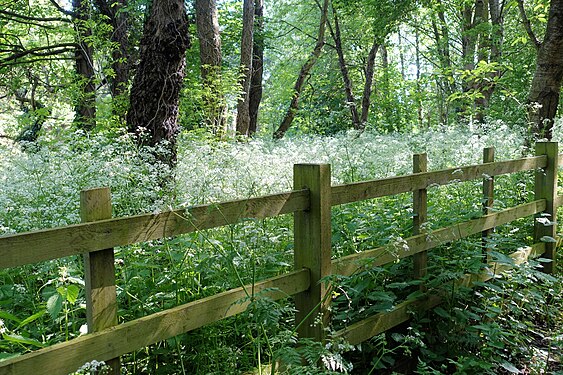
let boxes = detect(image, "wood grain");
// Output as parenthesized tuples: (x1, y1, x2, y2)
(80, 188, 120, 374)
(0, 269, 310, 375)
(534, 142, 558, 273)
(293, 164, 332, 341)
(412, 153, 428, 284)
(333, 243, 545, 345)
(332, 200, 546, 276)
(332, 156, 546, 206)
(0, 189, 309, 269)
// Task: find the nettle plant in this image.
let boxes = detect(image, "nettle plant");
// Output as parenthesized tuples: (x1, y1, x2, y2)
(0, 121, 561, 373)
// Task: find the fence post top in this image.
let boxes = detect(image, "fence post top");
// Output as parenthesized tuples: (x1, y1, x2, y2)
(294, 163, 331, 167)
(80, 187, 111, 194)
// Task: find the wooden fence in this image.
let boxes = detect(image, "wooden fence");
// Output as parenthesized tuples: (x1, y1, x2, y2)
(0, 142, 561, 374)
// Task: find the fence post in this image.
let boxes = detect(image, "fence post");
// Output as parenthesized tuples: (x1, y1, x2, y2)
(534, 142, 558, 274)
(413, 153, 428, 289)
(482, 147, 495, 261)
(81, 187, 120, 374)
(293, 164, 332, 342)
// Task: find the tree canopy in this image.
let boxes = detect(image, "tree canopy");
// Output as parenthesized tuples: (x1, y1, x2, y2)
(0, 0, 562, 143)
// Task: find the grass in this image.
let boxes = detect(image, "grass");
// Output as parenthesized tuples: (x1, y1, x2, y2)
(0, 121, 562, 373)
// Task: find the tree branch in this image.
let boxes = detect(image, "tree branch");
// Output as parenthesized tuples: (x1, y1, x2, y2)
(92, 0, 114, 18)
(49, 0, 76, 17)
(0, 9, 70, 23)
(0, 57, 76, 67)
(516, 0, 541, 50)
(0, 43, 77, 65)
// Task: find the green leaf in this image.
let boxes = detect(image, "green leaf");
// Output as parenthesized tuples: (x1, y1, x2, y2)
(540, 236, 556, 243)
(65, 285, 80, 304)
(46, 293, 62, 319)
(2, 333, 45, 348)
(500, 361, 521, 373)
(17, 310, 46, 329)
(0, 310, 21, 324)
(433, 306, 450, 318)
(489, 251, 515, 265)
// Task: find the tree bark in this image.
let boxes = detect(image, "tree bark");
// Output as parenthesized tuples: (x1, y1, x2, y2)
(527, 0, 563, 139)
(235, 0, 255, 136)
(248, 0, 264, 136)
(328, 2, 361, 129)
(195, 0, 226, 134)
(94, 0, 130, 99)
(273, 0, 329, 139)
(360, 37, 379, 125)
(73, 0, 96, 130)
(126, 0, 190, 166)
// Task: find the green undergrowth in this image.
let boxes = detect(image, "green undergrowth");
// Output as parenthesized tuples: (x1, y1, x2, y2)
(0, 122, 562, 373)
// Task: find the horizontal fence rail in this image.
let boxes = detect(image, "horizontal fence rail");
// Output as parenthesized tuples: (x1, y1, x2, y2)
(332, 199, 547, 276)
(0, 270, 310, 375)
(0, 189, 310, 269)
(332, 155, 547, 206)
(0, 143, 561, 374)
(334, 242, 547, 345)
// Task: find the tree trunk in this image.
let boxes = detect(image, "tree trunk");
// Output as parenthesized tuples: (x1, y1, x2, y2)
(360, 37, 379, 125)
(94, 0, 130, 119)
(126, 0, 190, 166)
(273, 0, 329, 139)
(235, 0, 255, 136)
(248, 0, 264, 136)
(415, 21, 423, 128)
(195, 0, 225, 134)
(110, 0, 129, 99)
(431, 8, 456, 114)
(528, 0, 563, 140)
(94, 0, 130, 98)
(475, 0, 503, 122)
(73, 0, 96, 130)
(328, 3, 361, 129)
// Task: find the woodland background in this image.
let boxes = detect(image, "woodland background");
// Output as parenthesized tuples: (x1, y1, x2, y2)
(1, 0, 563, 374)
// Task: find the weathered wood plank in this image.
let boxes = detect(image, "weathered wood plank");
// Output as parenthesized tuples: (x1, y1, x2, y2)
(333, 294, 443, 345)
(0, 269, 310, 375)
(293, 164, 332, 342)
(332, 156, 546, 206)
(332, 200, 546, 276)
(467, 242, 546, 286)
(0, 189, 309, 269)
(534, 142, 558, 273)
(482, 147, 495, 259)
(80, 188, 120, 374)
(333, 243, 545, 345)
(412, 153, 428, 286)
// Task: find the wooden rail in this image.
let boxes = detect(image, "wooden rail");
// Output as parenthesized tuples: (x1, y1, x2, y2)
(0, 143, 560, 374)
(0, 189, 309, 269)
(0, 270, 310, 374)
(332, 155, 546, 206)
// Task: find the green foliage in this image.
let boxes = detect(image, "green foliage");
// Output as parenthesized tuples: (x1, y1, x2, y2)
(1, 121, 563, 373)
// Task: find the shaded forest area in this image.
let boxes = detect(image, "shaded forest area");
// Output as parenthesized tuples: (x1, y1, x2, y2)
(1, 1, 563, 374)
(0, 0, 562, 159)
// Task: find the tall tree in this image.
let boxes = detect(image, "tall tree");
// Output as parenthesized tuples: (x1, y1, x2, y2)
(235, 0, 255, 136)
(248, 0, 264, 135)
(195, 0, 225, 134)
(73, 0, 96, 130)
(519, 0, 563, 139)
(360, 37, 380, 124)
(126, 0, 190, 166)
(327, 2, 361, 129)
(273, 0, 329, 139)
(93, 0, 130, 100)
